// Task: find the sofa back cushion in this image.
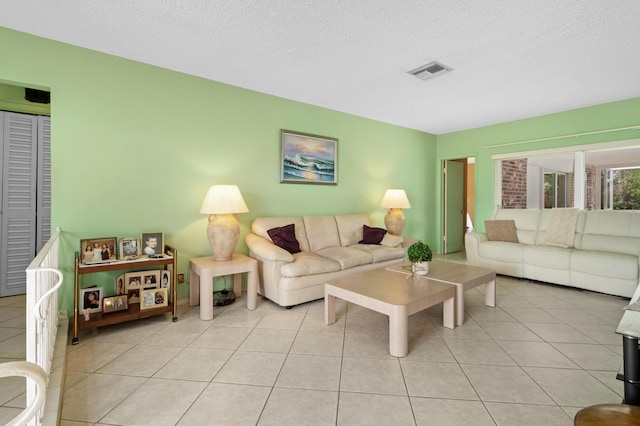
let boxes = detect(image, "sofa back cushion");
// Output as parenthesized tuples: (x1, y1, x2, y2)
(335, 214, 370, 246)
(252, 217, 310, 252)
(492, 209, 541, 245)
(303, 215, 341, 252)
(537, 208, 581, 248)
(578, 210, 640, 256)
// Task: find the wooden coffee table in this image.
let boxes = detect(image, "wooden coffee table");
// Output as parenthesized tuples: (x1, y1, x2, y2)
(325, 268, 456, 357)
(387, 261, 496, 326)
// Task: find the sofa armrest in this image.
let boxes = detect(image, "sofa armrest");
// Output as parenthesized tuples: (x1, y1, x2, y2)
(465, 231, 487, 266)
(245, 233, 294, 263)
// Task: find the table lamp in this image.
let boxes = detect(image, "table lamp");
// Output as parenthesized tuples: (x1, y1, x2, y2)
(200, 185, 249, 261)
(381, 189, 411, 236)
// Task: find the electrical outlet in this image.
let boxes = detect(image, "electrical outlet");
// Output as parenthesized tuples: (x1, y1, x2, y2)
(177, 273, 184, 283)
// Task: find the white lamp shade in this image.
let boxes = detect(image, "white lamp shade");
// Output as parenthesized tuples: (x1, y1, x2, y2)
(200, 185, 249, 215)
(380, 189, 411, 209)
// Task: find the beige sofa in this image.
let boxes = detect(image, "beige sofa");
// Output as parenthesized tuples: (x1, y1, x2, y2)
(245, 214, 405, 307)
(465, 209, 640, 298)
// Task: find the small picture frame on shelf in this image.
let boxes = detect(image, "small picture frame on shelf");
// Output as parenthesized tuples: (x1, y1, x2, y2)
(119, 237, 140, 260)
(140, 288, 168, 310)
(80, 237, 118, 264)
(124, 271, 145, 291)
(160, 270, 170, 293)
(116, 274, 126, 295)
(141, 271, 160, 288)
(127, 288, 140, 304)
(141, 232, 164, 258)
(79, 287, 103, 314)
(102, 295, 128, 313)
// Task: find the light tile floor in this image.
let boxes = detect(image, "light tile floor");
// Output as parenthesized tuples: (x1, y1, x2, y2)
(0, 258, 632, 425)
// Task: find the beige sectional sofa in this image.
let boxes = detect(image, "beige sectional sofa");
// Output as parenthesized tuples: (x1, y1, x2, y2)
(465, 208, 640, 298)
(245, 214, 405, 307)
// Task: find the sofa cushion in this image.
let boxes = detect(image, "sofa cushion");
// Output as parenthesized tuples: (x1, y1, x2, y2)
(523, 245, 571, 269)
(267, 224, 301, 254)
(493, 209, 540, 244)
(380, 233, 403, 247)
(479, 241, 523, 263)
(542, 208, 579, 248)
(280, 252, 341, 278)
(485, 220, 519, 243)
(353, 244, 405, 262)
(359, 225, 387, 244)
(316, 246, 373, 269)
(252, 216, 310, 252)
(303, 215, 341, 252)
(578, 210, 640, 257)
(571, 250, 639, 281)
(335, 214, 369, 247)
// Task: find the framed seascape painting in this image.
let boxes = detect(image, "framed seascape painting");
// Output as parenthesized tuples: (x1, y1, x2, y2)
(280, 129, 338, 185)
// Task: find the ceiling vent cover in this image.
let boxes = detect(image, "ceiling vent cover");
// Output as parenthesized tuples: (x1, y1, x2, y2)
(408, 61, 452, 81)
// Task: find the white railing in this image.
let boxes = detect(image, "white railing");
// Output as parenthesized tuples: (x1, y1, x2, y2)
(21, 227, 63, 426)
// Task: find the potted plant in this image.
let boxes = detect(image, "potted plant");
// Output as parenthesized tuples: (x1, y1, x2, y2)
(407, 240, 432, 275)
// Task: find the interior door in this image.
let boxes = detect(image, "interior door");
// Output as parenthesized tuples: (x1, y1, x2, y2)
(1, 112, 37, 296)
(444, 160, 464, 253)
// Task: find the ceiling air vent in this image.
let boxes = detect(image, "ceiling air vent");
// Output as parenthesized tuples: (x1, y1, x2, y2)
(408, 61, 452, 81)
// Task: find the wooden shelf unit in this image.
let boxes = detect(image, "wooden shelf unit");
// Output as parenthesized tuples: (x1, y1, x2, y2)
(73, 245, 178, 344)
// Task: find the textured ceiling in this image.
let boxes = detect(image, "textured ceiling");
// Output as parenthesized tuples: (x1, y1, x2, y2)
(1, 1, 639, 134)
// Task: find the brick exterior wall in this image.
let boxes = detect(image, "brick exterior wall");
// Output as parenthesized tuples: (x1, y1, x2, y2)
(501, 159, 527, 209)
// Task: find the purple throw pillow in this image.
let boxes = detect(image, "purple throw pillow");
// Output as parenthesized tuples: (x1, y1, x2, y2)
(359, 225, 387, 244)
(267, 224, 301, 254)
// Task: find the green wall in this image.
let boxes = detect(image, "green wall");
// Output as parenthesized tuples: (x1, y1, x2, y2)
(3, 26, 638, 313)
(0, 27, 437, 313)
(436, 97, 640, 251)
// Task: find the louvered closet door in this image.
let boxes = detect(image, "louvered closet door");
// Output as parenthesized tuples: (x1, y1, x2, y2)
(36, 116, 51, 251)
(0, 112, 37, 297)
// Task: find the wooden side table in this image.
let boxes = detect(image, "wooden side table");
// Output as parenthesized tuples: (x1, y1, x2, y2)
(189, 254, 258, 320)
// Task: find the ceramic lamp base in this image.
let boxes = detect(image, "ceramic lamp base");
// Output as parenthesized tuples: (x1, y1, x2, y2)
(207, 214, 239, 261)
(384, 208, 406, 236)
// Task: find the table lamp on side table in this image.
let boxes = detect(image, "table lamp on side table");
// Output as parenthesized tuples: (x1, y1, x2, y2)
(200, 184, 249, 305)
(381, 189, 411, 236)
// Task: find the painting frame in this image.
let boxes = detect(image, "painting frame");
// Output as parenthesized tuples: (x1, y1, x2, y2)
(119, 237, 140, 260)
(140, 232, 164, 257)
(280, 129, 338, 185)
(140, 287, 168, 310)
(160, 270, 171, 294)
(79, 287, 103, 314)
(102, 295, 128, 314)
(79, 237, 118, 264)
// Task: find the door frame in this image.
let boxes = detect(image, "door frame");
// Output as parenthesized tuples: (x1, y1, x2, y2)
(442, 157, 474, 254)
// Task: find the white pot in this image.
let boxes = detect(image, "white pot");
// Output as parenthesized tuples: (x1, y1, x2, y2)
(412, 261, 429, 275)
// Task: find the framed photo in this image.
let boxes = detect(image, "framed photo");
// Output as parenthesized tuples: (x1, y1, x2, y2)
(127, 288, 140, 304)
(124, 271, 145, 291)
(103, 295, 128, 313)
(140, 288, 168, 310)
(280, 129, 338, 185)
(80, 237, 118, 264)
(141, 270, 160, 288)
(140, 232, 164, 257)
(116, 274, 126, 295)
(119, 237, 140, 259)
(79, 287, 103, 314)
(161, 270, 171, 293)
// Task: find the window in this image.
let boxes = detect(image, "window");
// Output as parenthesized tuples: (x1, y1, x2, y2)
(544, 171, 570, 208)
(494, 141, 640, 211)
